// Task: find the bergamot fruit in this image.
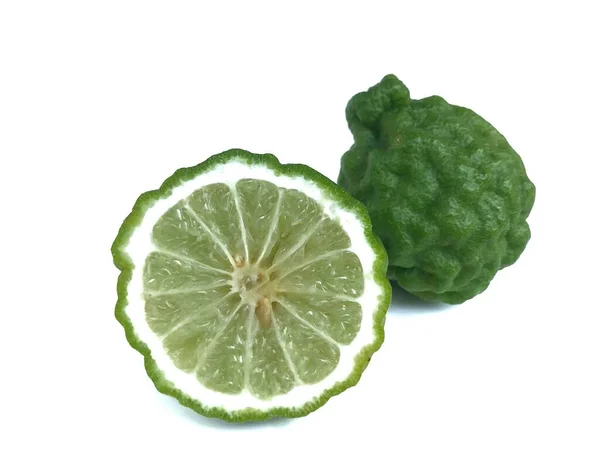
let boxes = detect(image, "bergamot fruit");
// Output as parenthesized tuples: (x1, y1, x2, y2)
(338, 75, 535, 304)
(112, 149, 391, 421)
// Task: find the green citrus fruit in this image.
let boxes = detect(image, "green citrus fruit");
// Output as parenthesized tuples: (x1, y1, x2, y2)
(112, 149, 391, 421)
(339, 75, 535, 304)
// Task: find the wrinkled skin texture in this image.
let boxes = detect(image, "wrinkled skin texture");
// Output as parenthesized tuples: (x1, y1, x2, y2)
(338, 75, 535, 304)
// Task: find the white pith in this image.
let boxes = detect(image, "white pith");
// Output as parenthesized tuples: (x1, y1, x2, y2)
(124, 159, 384, 413)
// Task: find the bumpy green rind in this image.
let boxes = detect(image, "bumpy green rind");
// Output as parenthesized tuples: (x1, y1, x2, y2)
(111, 149, 391, 422)
(338, 75, 535, 304)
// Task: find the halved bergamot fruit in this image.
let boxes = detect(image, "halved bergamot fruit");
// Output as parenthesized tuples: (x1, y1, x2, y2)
(112, 149, 391, 421)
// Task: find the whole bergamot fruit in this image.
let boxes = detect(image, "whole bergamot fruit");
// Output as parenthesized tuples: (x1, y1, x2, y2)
(338, 75, 535, 304)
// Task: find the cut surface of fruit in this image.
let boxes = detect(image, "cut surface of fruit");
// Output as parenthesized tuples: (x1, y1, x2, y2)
(112, 149, 391, 421)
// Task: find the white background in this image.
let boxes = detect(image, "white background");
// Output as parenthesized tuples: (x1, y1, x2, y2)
(1, 1, 598, 449)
